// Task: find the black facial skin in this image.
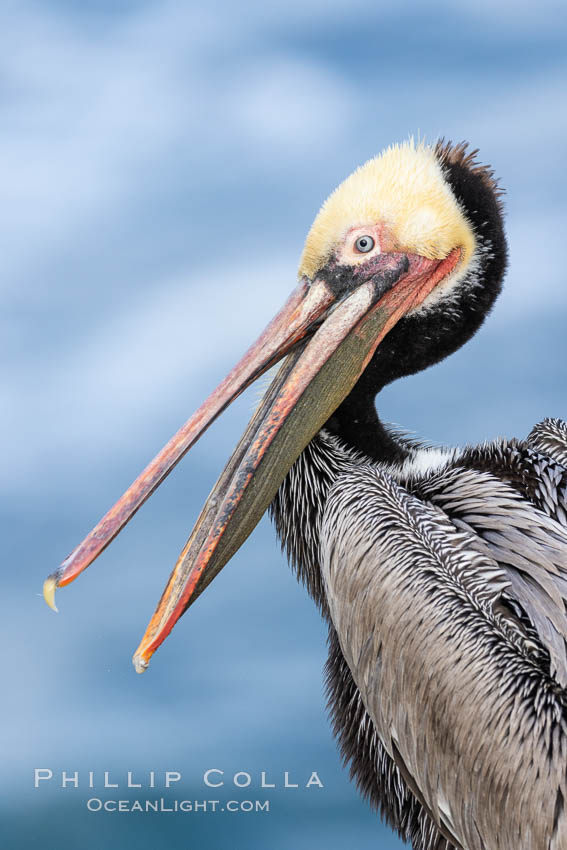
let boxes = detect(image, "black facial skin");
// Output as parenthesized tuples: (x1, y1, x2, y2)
(324, 150, 508, 463)
(317, 251, 410, 302)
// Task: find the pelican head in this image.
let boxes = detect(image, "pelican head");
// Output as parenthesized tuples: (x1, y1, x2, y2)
(44, 138, 506, 671)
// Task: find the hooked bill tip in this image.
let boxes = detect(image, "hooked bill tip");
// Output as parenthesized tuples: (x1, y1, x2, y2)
(132, 652, 149, 675)
(43, 576, 59, 613)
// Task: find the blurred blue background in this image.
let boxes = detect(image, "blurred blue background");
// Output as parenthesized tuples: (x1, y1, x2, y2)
(4, 1, 567, 848)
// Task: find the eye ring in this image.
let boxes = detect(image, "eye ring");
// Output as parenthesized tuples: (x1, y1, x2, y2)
(354, 235, 375, 254)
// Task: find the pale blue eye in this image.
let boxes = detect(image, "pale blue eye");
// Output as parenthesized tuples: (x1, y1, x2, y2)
(355, 235, 375, 253)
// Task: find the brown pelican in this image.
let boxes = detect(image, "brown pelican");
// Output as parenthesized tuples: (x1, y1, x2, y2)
(44, 140, 567, 850)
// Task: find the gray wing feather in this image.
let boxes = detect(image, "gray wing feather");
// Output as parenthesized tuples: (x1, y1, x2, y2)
(528, 418, 567, 469)
(321, 465, 567, 850)
(415, 465, 567, 686)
